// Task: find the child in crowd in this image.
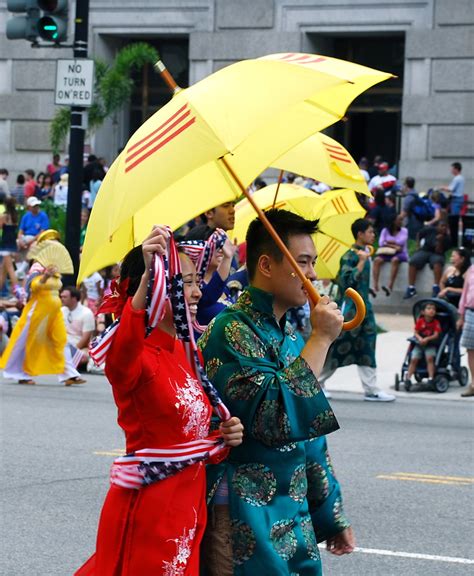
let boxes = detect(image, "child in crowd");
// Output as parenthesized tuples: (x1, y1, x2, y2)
(405, 302, 441, 388)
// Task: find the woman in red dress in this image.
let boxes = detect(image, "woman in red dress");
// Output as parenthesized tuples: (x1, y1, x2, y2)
(76, 226, 243, 576)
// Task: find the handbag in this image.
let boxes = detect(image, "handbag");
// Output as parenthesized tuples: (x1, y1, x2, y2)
(375, 246, 397, 256)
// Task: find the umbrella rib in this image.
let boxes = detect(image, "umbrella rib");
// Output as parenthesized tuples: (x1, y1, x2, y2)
(304, 99, 344, 120)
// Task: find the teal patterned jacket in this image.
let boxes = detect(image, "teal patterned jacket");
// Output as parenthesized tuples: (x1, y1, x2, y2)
(199, 286, 350, 575)
(325, 245, 377, 370)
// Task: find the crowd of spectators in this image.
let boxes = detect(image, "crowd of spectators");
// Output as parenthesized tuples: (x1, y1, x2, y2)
(0, 152, 471, 384)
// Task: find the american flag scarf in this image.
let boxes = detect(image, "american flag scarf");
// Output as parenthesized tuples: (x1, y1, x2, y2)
(89, 232, 231, 489)
(177, 228, 227, 279)
(178, 228, 227, 334)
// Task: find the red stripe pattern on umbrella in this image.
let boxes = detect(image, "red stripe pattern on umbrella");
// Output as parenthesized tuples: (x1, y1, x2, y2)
(323, 142, 352, 164)
(124, 104, 196, 173)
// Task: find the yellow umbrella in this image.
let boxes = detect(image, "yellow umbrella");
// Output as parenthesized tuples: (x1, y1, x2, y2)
(272, 132, 369, 194)
(232, 184, 366, 279)
(80, 53, 390, 281)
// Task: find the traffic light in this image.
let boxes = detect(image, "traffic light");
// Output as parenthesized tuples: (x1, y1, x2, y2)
(38, 0, 68, 42)
(6, 0, 68, 43)
(6, 0, 40, 41)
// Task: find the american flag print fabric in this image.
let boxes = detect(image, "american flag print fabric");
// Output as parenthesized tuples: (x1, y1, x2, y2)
(89, 230, 231, 490)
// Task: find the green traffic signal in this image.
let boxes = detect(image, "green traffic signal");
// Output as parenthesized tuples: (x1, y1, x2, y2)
(6, 0, 68, 43)
(38, 0, 68, 42)
(38, 14, 64, 41)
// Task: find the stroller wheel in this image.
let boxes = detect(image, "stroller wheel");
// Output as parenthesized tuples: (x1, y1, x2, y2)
(395, 374, 400, 391)
(414, 374, 423, 383)
(433, 375, 449, 393)
(459, 367, 469, 387)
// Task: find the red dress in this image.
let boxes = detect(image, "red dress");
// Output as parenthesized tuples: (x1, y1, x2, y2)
(76, 300, 216, 576)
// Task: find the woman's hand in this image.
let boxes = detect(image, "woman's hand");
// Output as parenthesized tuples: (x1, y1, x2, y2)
(142, 225, 170, 269)
(220, 416, 244, 447)
(44, 265, 59, 278)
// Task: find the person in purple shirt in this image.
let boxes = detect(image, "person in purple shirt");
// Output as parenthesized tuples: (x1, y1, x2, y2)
(372, 213, 408, 296)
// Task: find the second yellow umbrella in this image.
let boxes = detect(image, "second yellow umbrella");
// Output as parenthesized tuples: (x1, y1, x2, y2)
(272, 132, 369, 195)
(232, 184, 366, 279)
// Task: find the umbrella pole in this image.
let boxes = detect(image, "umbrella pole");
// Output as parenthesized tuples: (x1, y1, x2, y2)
(154, 60, 182, 94)
(272, 169, 285, 209)
(221, 158, 321, 305)
(221, 158, 366, 331)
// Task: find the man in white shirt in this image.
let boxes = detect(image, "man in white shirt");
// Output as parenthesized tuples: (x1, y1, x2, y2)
(368, 161, 397, 193)
(60, 286, 95, 368)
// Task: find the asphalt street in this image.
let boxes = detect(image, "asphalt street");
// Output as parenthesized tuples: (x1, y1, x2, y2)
(1, 374, 473, 576)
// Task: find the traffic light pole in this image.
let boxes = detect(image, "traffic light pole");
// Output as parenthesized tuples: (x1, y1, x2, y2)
(64, 0, 89, 285)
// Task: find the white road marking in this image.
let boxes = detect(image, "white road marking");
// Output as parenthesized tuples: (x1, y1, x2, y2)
(321, 544, 474, 564)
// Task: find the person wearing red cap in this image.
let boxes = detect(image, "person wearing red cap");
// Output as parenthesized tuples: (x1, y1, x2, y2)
(368, 161, 397, 194)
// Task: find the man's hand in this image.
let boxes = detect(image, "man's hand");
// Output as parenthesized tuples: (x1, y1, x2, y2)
(220, 417, 244, 447)
(326, 526, 355, 556)
(356, 249, 370, 263)
(309, 295, 343, 344)
(221, 237, 236, 261)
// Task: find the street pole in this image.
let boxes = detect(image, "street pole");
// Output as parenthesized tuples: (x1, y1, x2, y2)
(64, 0, 89, 285)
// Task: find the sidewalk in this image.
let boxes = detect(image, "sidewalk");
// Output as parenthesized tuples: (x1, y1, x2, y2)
(324, 314, 471, 402)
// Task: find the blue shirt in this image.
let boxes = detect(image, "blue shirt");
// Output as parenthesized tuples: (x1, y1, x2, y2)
(19, 211, 50, 236)
(449, 174, 465, 198)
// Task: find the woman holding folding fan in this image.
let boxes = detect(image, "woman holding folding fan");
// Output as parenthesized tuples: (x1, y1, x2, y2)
(75, 225, 243, 576)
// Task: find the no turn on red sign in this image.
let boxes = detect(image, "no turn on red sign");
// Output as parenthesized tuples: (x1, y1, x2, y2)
(55, 59, 95, 107)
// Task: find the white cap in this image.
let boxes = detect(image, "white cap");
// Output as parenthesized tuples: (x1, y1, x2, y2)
(26, 197, 41, 207)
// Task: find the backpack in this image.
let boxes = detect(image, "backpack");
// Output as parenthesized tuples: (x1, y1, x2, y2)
(411, 196, 435, 221)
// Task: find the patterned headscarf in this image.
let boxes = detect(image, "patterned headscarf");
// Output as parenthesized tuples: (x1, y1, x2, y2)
(178, 228, 228, 334)
(178, 228, 227, 278)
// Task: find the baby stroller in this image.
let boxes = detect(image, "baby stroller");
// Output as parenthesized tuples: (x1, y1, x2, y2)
(395, 298, 469, 393)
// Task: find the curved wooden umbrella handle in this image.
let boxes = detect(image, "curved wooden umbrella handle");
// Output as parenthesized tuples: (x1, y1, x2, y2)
(303, 281, 365, 331)
(340, 287, 366, 331)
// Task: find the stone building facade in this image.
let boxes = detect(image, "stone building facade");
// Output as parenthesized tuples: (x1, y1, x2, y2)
(1, 0, 472, 192)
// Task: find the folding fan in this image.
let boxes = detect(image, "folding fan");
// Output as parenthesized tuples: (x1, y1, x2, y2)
(27, 240, 74, 274)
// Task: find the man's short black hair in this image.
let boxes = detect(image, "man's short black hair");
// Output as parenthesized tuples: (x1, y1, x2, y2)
(405, 176, 415, 189)
(62, 286, 81, 301)
(246, 209, 318, 280)
(183, 224, 214, 241)
(351, 218, 372, 239)
(452, 162, 462, 172)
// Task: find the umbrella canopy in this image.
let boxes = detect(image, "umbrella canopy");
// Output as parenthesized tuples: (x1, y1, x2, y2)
(79, 52, 390, 281)
(232, 184, 366, 279)
(272, 132, 369, 194)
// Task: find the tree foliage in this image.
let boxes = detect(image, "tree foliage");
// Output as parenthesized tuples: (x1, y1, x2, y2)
(50, 43, 159, 153)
